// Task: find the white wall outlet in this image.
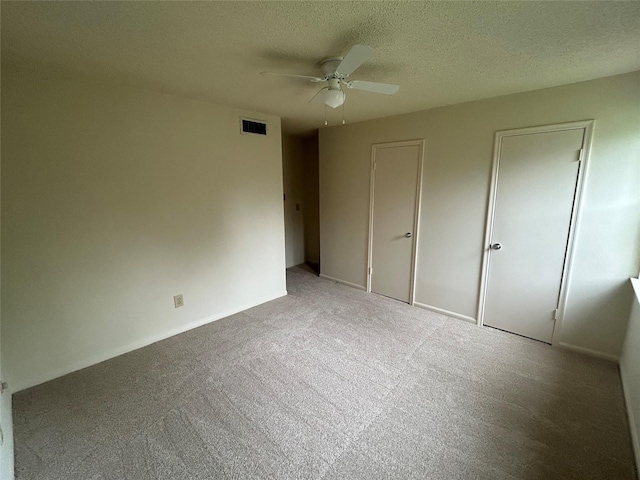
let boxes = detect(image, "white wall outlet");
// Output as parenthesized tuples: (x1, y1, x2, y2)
(174, 294, 184, 308)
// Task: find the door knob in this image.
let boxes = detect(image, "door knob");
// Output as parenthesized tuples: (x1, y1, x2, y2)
(405, 232, 412, 238)
(490, 243, 502, 250)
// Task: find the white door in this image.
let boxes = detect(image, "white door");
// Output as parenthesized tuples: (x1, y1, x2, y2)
(482, 127, 586, 343)
(370, 142, 422, 303)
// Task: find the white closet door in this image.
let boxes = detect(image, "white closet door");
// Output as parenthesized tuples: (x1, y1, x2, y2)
(484, 128, 584, 343)
(371, 144, 421, 303)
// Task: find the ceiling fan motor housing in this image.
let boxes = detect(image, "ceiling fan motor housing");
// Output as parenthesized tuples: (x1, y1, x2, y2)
(320, 57, 345, 79)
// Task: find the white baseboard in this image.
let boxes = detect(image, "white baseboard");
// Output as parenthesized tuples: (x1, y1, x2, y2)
(319, 274, 366, 291)
(413, 301, 476, 324)
(619, 361, 640, 477)
(13, 290, 288, 392)
(557, 342, 619, 363)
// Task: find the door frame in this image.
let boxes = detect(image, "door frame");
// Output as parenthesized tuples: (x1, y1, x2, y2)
(476, 120, 595, 346)
(367, 139, 425, 305)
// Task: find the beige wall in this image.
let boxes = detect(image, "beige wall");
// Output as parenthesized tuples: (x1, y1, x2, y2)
(303, 134, 320, 265)
(2, 67, 286, 390)
(282, 135, 305, 268)
(320, 71, 640, 357)
(621, 279, 640, 473)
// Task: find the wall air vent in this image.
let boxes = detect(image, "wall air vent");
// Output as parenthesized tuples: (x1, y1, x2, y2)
(241, 118, 267, 136)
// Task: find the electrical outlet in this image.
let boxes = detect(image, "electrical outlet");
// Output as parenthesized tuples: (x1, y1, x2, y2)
(174, 294, 184, 308)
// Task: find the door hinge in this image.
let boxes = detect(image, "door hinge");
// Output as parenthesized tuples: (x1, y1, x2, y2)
(553, 308, 559, 321)
(373, 162, 376, 171)
(368, 267, 373, 275)
(577, 148, 584, 162)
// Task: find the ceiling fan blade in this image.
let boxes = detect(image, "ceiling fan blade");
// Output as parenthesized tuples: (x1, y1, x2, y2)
(261, 72, 324, 82)
(335, 45, 373, 76)
(309, 88, 345, 109)
(346, 80, 400, 95)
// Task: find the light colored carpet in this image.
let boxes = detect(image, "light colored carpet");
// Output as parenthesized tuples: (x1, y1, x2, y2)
(14, 266, 636, 479)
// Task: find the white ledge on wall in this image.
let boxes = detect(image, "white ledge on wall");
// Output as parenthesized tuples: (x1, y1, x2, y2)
(630, 277, 640, 304)
(620, 277, 640, 475)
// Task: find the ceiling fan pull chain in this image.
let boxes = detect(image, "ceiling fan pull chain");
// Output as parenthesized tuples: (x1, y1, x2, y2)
(342, 100, 346, 125)
(324, 104, 328, 126)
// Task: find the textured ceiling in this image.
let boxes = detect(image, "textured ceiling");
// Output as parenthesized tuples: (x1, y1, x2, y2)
(2, 1, 639, 136)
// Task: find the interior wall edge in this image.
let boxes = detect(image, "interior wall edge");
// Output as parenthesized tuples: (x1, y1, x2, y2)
(620, 278, 640, 476)
(0, 388, 14, 480)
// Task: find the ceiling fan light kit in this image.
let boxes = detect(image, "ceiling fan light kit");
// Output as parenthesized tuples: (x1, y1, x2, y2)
(312, 87, 346, 109)
(262, 44, 400, 122)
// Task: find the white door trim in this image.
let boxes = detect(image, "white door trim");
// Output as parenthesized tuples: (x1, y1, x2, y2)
(476, 120, 595, 346)
(367, 139, 425, 305)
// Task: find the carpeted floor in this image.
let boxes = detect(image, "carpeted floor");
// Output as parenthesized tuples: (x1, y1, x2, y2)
(14, 266, 637, 479)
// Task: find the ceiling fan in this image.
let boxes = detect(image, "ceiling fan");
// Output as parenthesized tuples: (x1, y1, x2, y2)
(262, 45, 400, 109)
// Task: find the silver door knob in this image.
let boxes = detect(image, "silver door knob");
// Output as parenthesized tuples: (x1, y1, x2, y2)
(490, 243, 502, 250)
(405, 232, 412, 238)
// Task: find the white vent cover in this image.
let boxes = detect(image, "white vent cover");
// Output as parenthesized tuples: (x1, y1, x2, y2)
(241, 118, 267, 136)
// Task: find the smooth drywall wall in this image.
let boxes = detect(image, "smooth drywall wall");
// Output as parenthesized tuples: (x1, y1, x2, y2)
(282, 134, 305, 268)
(303, 134, 320, 265)
(2, 67, 286, 390)
(319, 71, 640, 357)
(621, 278, 640, 474)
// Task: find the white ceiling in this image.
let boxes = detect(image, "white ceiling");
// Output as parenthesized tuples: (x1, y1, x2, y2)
(2, 1, 639, 136)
